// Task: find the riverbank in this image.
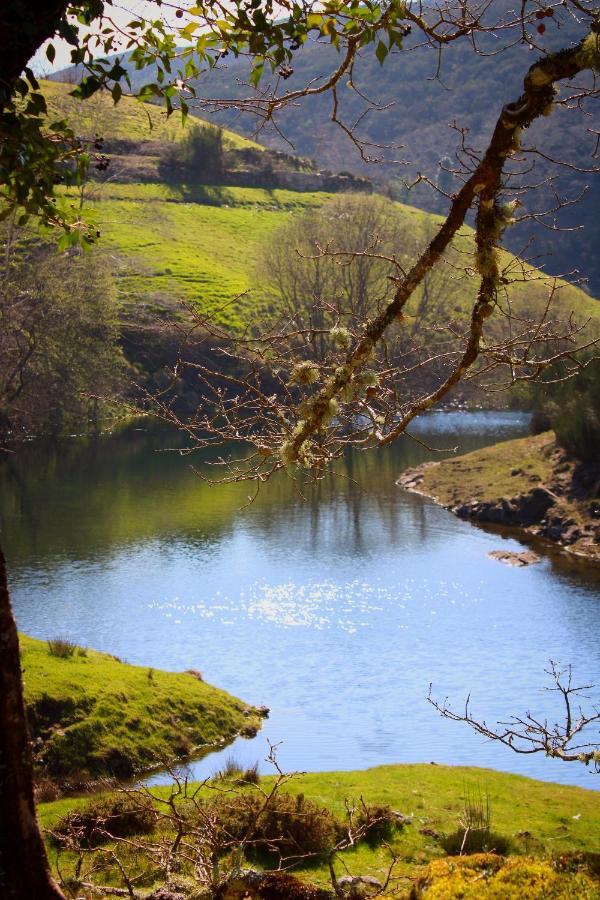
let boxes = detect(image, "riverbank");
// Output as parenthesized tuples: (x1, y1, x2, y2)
(38, 763, 600, 897)
(21, 634, 264, 796)
(398, 431, 600, 563)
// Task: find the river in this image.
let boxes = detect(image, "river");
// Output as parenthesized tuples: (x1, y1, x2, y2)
(2, 411, 599, 789)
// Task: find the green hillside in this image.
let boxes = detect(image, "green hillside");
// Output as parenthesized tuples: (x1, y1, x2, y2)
(21, 633, 261, 783)
(69, 183, 333, 329)
(42, 78, 259, 150)
(43, 80, 600, 338)
(165, 3, 600, 297)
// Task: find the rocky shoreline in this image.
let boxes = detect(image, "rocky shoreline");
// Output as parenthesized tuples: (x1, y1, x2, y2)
(397, 432, 600, 563)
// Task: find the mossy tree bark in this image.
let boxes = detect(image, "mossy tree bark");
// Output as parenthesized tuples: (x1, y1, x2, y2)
(0, 545, 65, 899)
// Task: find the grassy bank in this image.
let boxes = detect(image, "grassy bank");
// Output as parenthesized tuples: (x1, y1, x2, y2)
(399, 431, 600, 562)
(21, 634, 262, 787)
(38, 763, 600, 897)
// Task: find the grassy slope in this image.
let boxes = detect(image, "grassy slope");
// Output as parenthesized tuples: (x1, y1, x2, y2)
(403, 431, 600, 560)
(22, 634, 259, 780)
(38, 763, 600, 894)
(42, 79, 260, 149)
(413, 431, 557, 505)
(77, 183, 332, 329)
(77, 184, 600, 336)
(43, 81, 600, 336)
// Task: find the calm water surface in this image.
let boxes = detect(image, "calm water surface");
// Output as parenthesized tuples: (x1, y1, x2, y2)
(2, 411, 599, 789)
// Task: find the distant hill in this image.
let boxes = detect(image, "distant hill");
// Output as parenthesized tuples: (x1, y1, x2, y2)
(124, 9, 598, 296)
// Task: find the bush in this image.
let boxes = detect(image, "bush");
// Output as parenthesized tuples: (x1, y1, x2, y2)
(440, 826, 512, 856)
(159, 124, 224, 182)
(47, 637, 77, 658)
(52, 794, 156, 848)
(356, 803, 400, 846)
(440, 790, 512, 857)
(204, 791, 343, 861)
(217, 755, 243, 780)
(528, 356, 600, 462)
(240, 762, 261, 785)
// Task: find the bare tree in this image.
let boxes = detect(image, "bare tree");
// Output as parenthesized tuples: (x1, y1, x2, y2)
(256, 195, 398, 361)
(429, 661, 600, 770)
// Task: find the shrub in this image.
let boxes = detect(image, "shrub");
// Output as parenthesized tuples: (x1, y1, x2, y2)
(52, 793, 156, 848)
(411, 854, 599, 899)
(159, 124, 224, 182)
(528, 355, 600, 462)
(47, 637, 77, 658)
(240, 762, 261, 785)
(355, 802, 399, 847)
(217, 755, 243, 780)
(440, 826, 512, 856)
(440, 790, 512, 857)
(204, 791, 343, 861)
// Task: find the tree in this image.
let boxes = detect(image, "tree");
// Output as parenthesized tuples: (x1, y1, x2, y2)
(0, 2, 599, 896)
(0, 229, 125, 437)
(429, 661, 600, 771)
(256, 195, 398, 361)
(158, 122, 224, 182)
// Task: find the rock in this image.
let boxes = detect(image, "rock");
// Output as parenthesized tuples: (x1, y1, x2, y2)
(147, 888, 187, 900)
(337, 875, 383, 897)
(419, 827, 440, 840)
(561, 525, 581, 545)
(392, 810, 413, 825)
(257, 705, 270, 718)
(510, 468, 523, 476)
(184, 668, 203, 680)
(454, 504, 471, 519)
(240, 723, 259, 738)
(516, 487, 556, 524)
(488, 550, 540, 567)
(218, 870, 333, 899)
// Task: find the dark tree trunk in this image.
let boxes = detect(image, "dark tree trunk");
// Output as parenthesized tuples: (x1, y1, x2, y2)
(0, 544, 65, 899)
(0, 6, 72, 895)
(0, 1, 70, 101)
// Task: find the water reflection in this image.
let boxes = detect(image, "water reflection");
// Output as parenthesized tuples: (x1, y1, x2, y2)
(2, 411, 599, 789)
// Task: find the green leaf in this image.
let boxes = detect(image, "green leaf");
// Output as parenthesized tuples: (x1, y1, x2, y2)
(249, 60, 265, 87)
(111, 82, 122, 104)
(180, 98, 189, 126)
(46, 44, 56, 64)
(56, 233, 70, 253)
(375, 40, 388, 65)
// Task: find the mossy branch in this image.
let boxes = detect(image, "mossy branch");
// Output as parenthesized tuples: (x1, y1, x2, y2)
(284, 28, 600, 461)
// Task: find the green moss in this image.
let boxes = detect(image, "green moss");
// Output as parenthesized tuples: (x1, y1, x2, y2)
(414, 853, 599, 899)
(21, 633, 258, 781)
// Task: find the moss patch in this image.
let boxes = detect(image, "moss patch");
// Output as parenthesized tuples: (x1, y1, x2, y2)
(21, 633, 260, 784)
(413, 853, 599, 899)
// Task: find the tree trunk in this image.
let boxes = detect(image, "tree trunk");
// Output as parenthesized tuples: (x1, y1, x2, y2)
(0, 1, 70, 99)
(0, 544, 65, 899)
